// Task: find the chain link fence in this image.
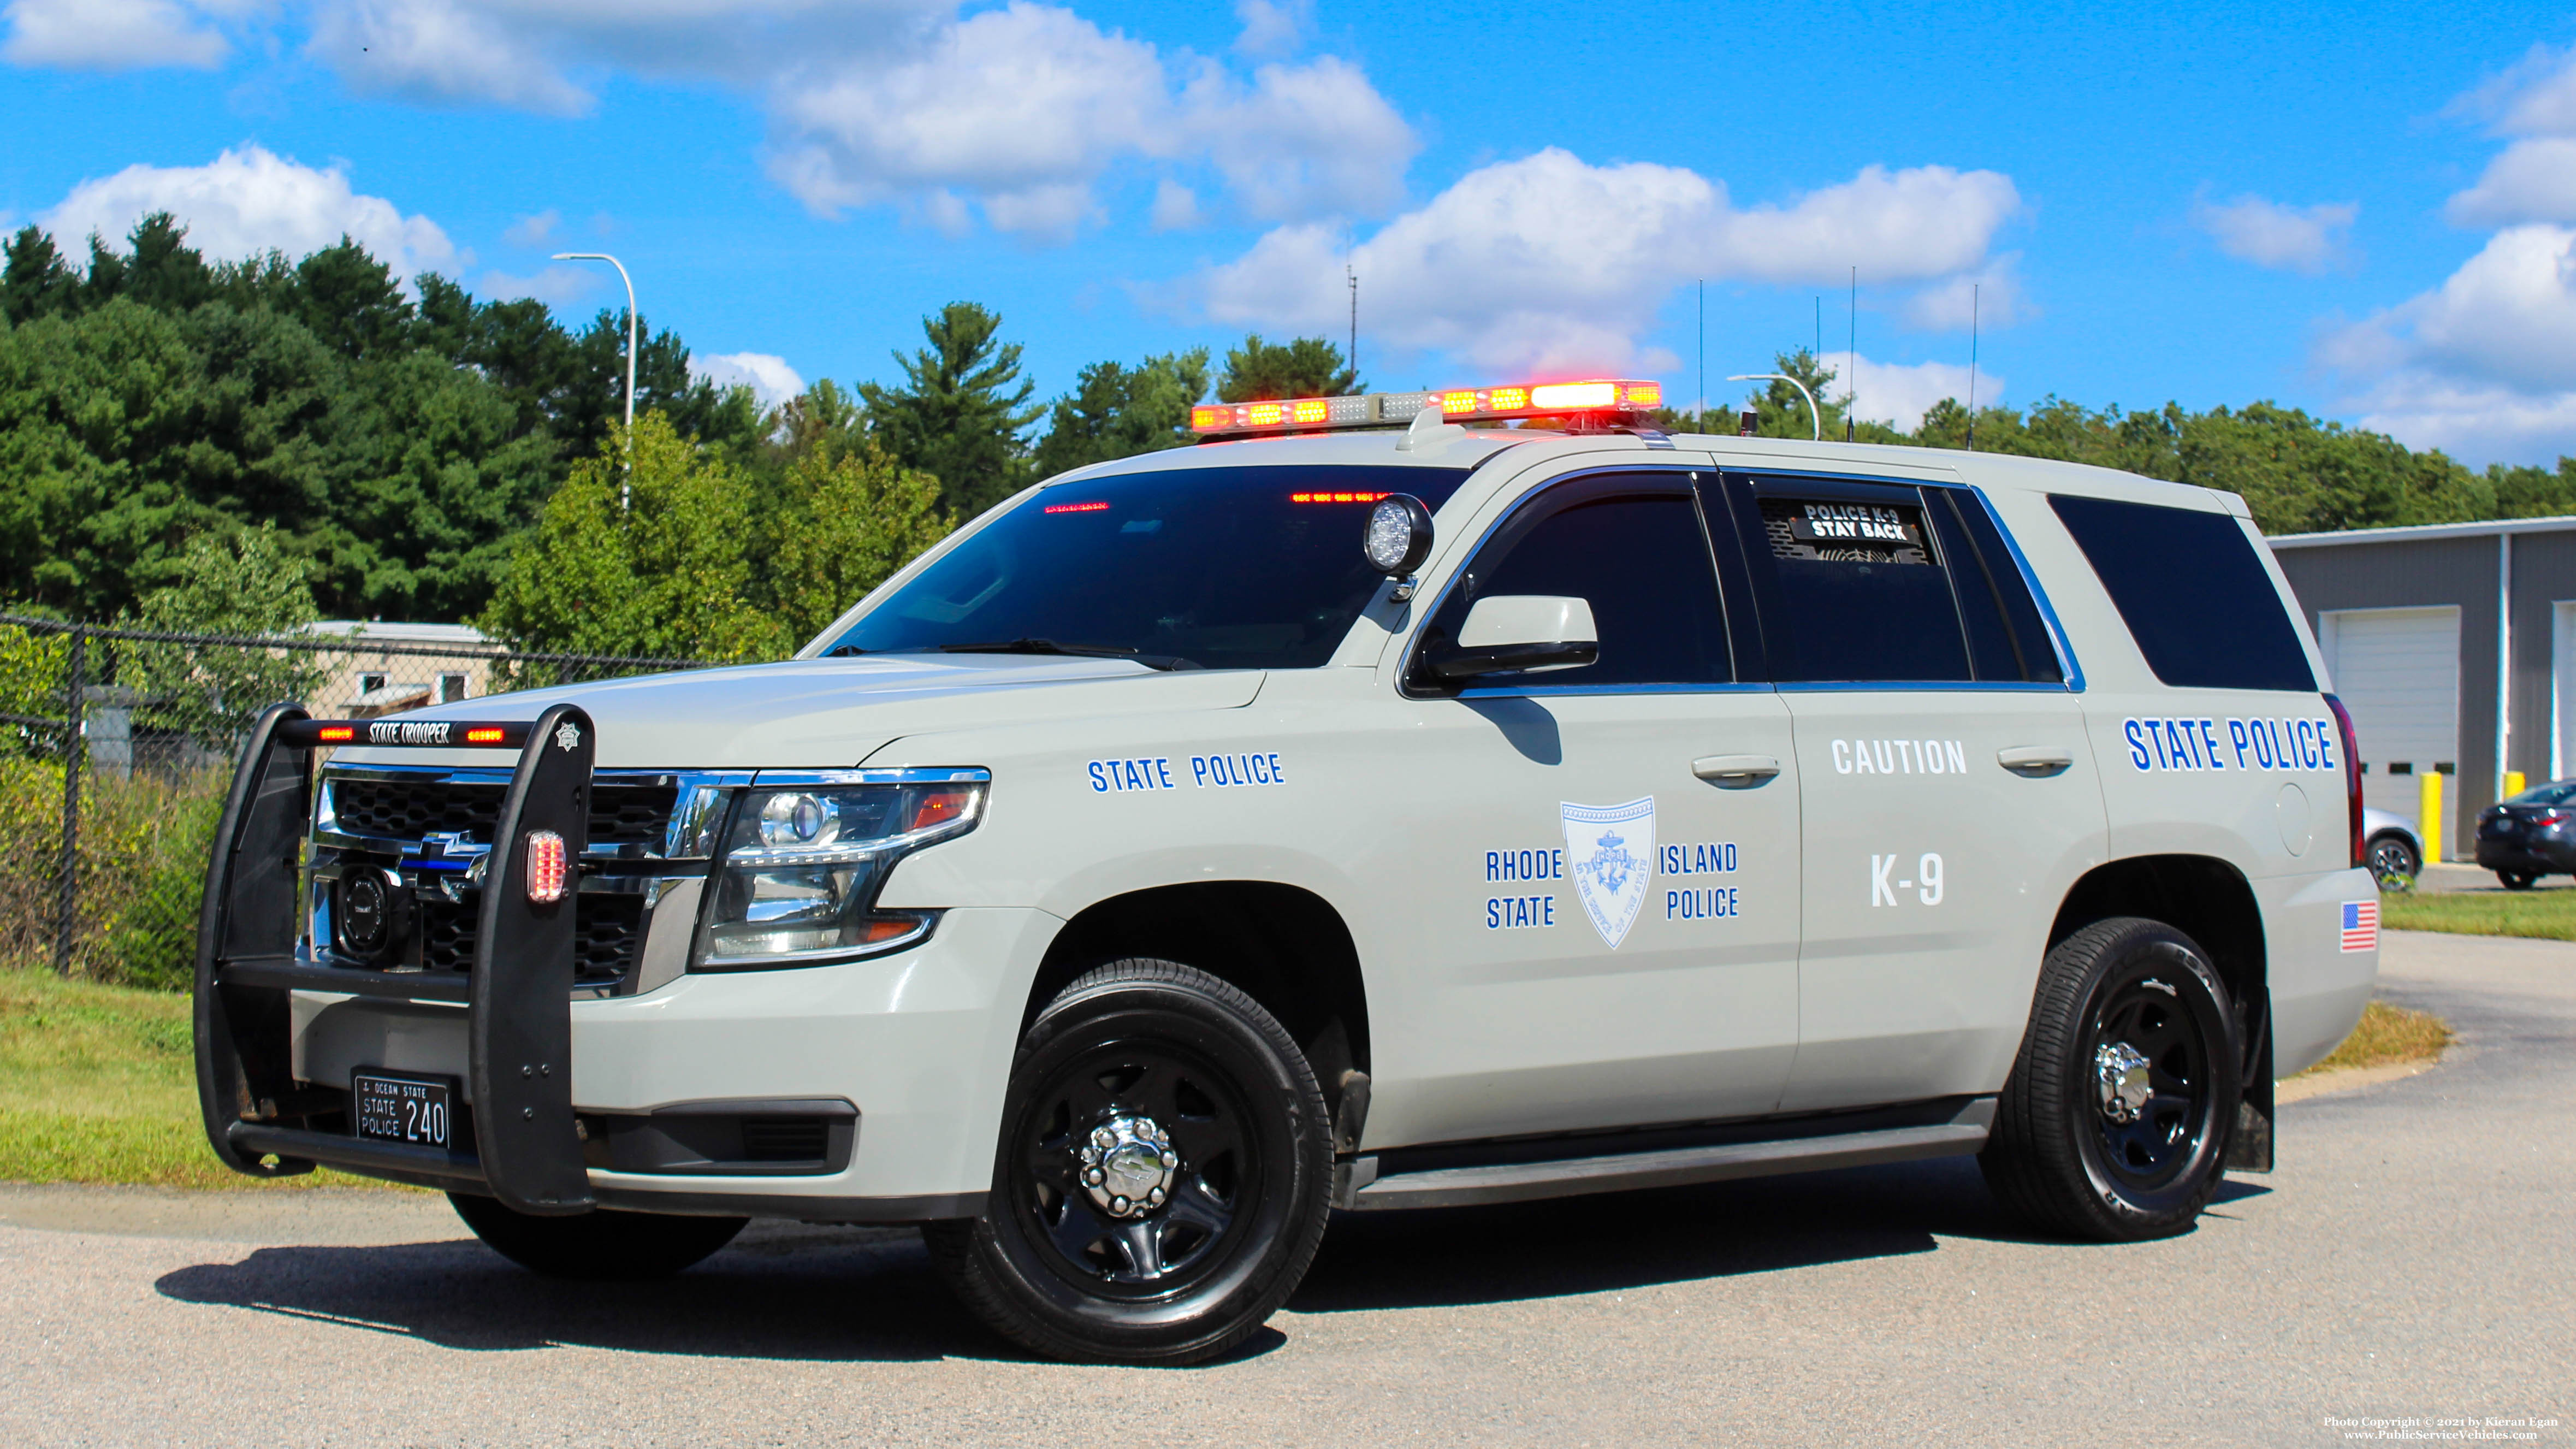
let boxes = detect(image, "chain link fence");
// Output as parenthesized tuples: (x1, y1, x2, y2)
(0, 614, 708, 989)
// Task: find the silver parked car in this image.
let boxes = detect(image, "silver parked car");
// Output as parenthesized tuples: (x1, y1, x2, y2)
(2363, 806, 2423, 886)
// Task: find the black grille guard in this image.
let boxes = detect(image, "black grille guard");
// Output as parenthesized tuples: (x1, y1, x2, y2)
(193, 701, 599, 1214)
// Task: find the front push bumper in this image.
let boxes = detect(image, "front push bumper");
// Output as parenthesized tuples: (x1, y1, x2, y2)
(194, 701, 1046, 1222)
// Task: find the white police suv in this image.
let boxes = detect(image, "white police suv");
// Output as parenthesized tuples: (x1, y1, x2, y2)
(194, 378, 2380, 1364)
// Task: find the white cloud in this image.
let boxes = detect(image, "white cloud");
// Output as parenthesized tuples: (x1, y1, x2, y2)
(1837, 356, 1994, 433)
(504, 208, 561, 247)
(2190, 191, 2358, 274)
(1189, 149, 2020, 376)
(2449, 42, 2576, 139)
(2447, 136, 2576, 227)
(1900, 253, 2029, 331)
(695, 350, 805, 409)
(39, 145, 458, 279)
(1150, 178, 1202, 231)
(477, 263, 596, 306)
(765, 2, 1411, 235)
(2, 0, 227, 70)
(1231, 0, 1306, 57)
(2321, 226, 2576, 395)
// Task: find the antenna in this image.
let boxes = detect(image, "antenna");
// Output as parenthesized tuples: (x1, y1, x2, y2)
(1346, 264, 1358, 387)
(1845, 266, 1857, 443)
(1697, 279, 1705, 430)
(1967, 283, 1980, 451)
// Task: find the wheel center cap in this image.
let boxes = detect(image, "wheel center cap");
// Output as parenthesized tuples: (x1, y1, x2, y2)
(1077, 1115, 1180, 1219)
(2096, 1041, 2153, 1124)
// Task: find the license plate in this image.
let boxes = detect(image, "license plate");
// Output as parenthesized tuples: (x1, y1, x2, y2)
(352, 1069, 455, 1149)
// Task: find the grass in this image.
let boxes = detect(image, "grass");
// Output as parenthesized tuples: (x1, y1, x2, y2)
(2293, 998, 2454, 1078)
(2380, 885, 2576, 942)
(0, 967, 394, 1189)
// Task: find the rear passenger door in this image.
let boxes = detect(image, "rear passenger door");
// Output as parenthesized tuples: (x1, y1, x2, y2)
(1704, 473, 2107, 1112)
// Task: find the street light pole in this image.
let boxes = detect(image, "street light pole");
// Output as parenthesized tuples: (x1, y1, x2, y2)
(554, 251, 637, 510)
(1727, 373, 1822, 440)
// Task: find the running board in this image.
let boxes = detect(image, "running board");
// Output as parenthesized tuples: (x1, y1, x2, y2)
(1343, 1099, 1994, 1211)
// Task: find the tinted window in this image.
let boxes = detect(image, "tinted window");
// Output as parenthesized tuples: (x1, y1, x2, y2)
(824, 465, 1470, 670)
(2048, 494, 2316, 693)
(1923, 489, 2064, 683)
(1416, 481, 1729, 688)
(1740, 486, 1972, 682)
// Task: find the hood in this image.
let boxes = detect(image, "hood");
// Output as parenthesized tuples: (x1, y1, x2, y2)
(332, 653, 1266, 769)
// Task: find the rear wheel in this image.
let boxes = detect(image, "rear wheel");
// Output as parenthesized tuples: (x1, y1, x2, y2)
(2499, 870, 2540, 891)
(448, 1193, 745, 1280)
(1980, 916, 2240, 1241)
(923, 958, 1332, 1365)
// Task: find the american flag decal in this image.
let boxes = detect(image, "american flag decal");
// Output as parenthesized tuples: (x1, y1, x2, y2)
(2341, 899, 2378, 953)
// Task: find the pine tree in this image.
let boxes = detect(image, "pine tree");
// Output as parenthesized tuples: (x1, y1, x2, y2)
(858, 303, 1041, 519)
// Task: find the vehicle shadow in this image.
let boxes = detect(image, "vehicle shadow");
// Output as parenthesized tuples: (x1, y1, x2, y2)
(153, 1160, 2273, 1358)
(154, 1221, 990, 1363)
(1294, 1154, 2268, 1314)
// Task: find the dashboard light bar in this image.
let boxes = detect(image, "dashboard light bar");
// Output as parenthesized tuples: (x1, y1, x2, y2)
(1190, 380, 1662, 437)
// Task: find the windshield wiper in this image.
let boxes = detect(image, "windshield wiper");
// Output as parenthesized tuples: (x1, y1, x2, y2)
(935, 637, 1197, 671)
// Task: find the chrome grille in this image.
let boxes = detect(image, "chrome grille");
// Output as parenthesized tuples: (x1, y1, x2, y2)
(330, 776, 680, 850)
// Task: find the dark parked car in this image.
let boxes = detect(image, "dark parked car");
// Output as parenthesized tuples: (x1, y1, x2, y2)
(2474, 780, 2576, 889)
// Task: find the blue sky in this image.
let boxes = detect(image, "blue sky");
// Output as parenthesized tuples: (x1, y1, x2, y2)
(7, 1, 2576, 465)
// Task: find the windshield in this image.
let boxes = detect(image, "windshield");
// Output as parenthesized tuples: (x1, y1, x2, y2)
(820, 464, 1473, 670)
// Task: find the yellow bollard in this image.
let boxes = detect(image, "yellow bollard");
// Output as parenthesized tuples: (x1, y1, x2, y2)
(2505, 770, 2527, 800)
(2421, 770, 2445, 865)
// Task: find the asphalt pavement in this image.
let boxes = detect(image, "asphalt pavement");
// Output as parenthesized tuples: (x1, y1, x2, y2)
(1, 930, 2568, 1447)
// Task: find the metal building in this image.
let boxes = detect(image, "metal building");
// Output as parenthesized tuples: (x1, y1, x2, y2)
(2268, 516, 2576, 858)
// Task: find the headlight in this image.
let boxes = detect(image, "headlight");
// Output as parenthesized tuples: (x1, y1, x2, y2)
(696, 777, 985, 968)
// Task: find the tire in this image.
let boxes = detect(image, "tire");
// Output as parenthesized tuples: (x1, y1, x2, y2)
(448, 1193, 746, 1280)
(1980, 917, 2241, 1242)
(2366, 832, 2419, 886)
(2499, 870, 2540, 891)
(923, 958, 1333, 1365)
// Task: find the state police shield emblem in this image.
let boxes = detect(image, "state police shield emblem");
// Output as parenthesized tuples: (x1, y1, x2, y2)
(1562, 797, 1655, 949)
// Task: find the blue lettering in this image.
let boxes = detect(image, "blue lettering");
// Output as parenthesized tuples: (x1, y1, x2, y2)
(1269, 753, 1283, 782)
(2228, 719, 2249, 768)
(2127, 719, 2151, 771)
(2252, 723, 2276, 771)
(2199, 720, 2224, 770)
(1088, 762, 1108, 792)
(1191, 756, 1209, 786)
(2317, 720, 2337, 772)
(1156, 758, 1174, 788)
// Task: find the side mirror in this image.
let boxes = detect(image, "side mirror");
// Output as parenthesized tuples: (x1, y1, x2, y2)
(1363, 494, 1435, 577)
(1429, 595, 1600, 680)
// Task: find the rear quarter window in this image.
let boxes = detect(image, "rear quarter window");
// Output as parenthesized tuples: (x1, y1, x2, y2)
(2048, 493, 2316, 693)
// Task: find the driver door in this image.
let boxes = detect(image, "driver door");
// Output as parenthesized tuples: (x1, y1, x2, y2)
(1361, 469, 1803, 1146)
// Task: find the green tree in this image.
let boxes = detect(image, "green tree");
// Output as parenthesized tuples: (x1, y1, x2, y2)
(119, 524, 328, 743)
(478, 413, 779, 662)
(765, 437, 955, 645)
(859, 302, 1041, 520)
(1215, 334, 1359, 401)
(1031, 348, 1212, 477)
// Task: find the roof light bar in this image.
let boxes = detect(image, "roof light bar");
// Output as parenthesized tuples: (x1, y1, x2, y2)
(1191, 380, 1662, 437)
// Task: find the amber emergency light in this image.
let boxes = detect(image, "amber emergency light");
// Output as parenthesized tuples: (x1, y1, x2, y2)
(1191, 380, 1663, 438)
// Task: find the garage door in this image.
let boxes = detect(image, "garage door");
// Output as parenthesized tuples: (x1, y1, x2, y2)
(2322, 607, 2461, 830)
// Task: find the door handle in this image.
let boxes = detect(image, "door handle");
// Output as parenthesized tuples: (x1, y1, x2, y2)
(1693, 754, 1781, 787)
(1997, 746, 2074, 778)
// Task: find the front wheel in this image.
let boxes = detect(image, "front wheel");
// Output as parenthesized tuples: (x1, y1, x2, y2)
(2499, 870, 2540, 891)
(2366, 832, 2419, 888)
(1980, 916, 2241, 1241)
(923, 959, 1333, 1365)
(448, 1193, 746, 1279)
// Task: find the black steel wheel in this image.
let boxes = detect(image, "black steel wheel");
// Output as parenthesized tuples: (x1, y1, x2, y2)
(2366, 832, 2419, 888)
(448, 1193, 745, 1279)
(2499, 870, 2541, 891)
(1980, 916, 2241, 1241)
(924, 958, 1331, 1365)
